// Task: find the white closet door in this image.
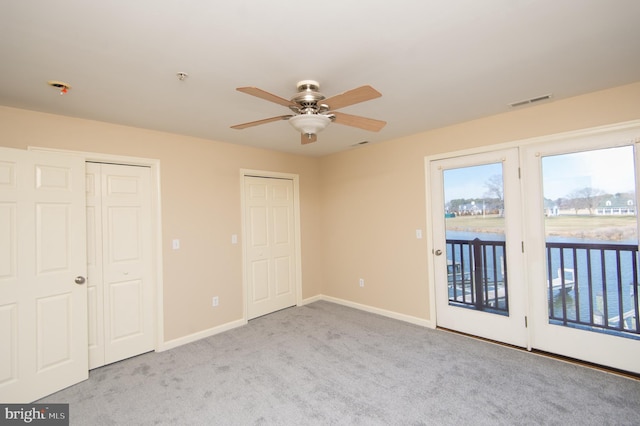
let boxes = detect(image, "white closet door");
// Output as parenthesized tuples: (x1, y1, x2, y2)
(244, 176, 297, 319)
(0, 147, 87, 402)
(86, 163, 154, 368)
(86, 163, 105, 369)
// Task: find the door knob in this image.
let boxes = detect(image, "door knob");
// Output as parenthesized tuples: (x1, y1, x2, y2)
(434, 249, 443, 256)
(75, 276, 86, 285)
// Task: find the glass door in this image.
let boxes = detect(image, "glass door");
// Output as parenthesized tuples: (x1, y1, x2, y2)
(523, 131, 640, 374)
(429, 148, 527, 347)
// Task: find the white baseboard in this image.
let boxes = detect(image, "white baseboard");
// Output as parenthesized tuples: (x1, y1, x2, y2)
(299, 294, 323, 305)
(158, 318, 247, 352)
(304, 294, 435, 329)
(160, 295, 433, 352)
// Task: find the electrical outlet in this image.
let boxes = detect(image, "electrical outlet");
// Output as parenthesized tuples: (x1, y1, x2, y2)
(359, 278, 364, 287)
(212, 296, 219, 307)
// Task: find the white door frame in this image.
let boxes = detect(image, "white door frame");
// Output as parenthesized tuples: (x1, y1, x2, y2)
(240, 169, 303, 321)
(28, 147, 165, 351)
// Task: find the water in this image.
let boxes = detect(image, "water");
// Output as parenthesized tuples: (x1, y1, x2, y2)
(546, 240, 638, 331)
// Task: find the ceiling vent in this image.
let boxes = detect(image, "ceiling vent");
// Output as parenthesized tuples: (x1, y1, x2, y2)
(509, 94, 552, 108)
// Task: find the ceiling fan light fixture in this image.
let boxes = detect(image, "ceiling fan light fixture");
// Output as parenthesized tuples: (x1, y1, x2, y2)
(233, 81, 385, 144)
(288, 114, 331, 136)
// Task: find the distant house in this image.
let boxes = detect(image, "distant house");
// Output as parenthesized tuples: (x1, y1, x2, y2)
(544, 198, 559, 216)
(595, 195, 636, 215)
(457, 202, 482, 215)
(546, 206, 560, 216)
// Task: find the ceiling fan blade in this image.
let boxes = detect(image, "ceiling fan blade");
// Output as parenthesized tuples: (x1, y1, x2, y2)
(231, 115, 292, 129)
(301, 133, 317, 144)
(322, 85, 382, 110)
(236, 87, 293, 107)
(332, 112, 386, 132)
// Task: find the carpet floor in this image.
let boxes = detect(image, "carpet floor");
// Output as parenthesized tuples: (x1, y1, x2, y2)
(39, 301, 640, 425)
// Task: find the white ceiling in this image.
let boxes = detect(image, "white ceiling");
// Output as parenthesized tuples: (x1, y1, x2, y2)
(1, 1, 639, 157)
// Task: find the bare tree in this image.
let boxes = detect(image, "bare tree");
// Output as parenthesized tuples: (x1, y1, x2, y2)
(484, 174, 504, 215)
(484, 174, 503, 201)
(566, 187, 606, 215)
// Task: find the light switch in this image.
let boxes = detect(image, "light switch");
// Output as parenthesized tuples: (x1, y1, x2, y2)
(416, 229, 423, 239)
(172, 239, 180, 250)
(231, 234, 238, 244)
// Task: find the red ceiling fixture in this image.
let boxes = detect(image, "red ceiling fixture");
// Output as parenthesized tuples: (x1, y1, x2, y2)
(47, 80, 71, 95)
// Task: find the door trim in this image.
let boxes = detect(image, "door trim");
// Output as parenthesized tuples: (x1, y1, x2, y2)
(240, 169, 302, 321)
(27, 147, 165, 352)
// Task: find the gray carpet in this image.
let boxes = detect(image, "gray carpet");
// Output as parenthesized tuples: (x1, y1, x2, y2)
(39, 301, 640, 425)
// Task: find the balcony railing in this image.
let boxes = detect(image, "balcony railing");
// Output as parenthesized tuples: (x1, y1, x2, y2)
(546, 241, 640, 337)
(447, 238, 508, 315)
(446, 237, 640, 338)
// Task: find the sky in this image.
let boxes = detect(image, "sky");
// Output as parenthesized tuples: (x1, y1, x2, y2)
(444, 162, 502, 202)
(443, 145, 636, 202)
(541, 145, 635, 200)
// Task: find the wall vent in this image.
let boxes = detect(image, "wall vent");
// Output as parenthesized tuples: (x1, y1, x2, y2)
(509, 93, 552, 108)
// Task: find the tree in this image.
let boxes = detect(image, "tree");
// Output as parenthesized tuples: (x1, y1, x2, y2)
(484, 174, 504, 215)
(484, 174, 503, 201)
(565, 187, 606, 215)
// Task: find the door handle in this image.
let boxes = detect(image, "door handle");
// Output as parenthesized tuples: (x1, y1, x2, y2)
(75, 276, 86, 285)
(434, 249, 443, 256)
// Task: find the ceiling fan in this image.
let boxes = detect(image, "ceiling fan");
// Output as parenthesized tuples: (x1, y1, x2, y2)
(231, 80, 386, 144)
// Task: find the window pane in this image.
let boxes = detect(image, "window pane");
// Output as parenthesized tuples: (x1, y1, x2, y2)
(443, 163, 508, 314)
(541, 145, 640, 336)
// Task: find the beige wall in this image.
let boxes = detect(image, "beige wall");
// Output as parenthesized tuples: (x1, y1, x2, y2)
(1, 80, 638, 342)
(319, 81, 640, 320)
(0, 107, 323, 341)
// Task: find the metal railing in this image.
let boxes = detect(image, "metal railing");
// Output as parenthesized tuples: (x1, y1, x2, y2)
(447, 238, 508, 314)
(546, 241, 640, 336)
(446, 238, 640, 337)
